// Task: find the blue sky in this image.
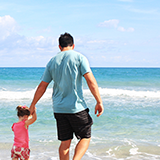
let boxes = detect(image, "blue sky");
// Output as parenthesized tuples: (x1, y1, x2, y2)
(0, 0, 160, 67)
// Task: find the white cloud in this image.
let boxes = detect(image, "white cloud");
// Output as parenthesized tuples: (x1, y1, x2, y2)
(0, 15, 59, 66)
(99, 19, 135, 32)
(87, 40, 108, 44)
(87, 39, 116, 46)
(117, 26, 126, 32)
(127, 7, 158, 14)
(118, 26, 135, 32)
(98, 19, 119, 28)
(0, 15, 57, 52)
(0, 15, 19, 40)
(110, 56, 122, 62)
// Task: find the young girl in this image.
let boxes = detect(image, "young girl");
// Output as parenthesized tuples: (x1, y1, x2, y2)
(11, 105, 37, 160)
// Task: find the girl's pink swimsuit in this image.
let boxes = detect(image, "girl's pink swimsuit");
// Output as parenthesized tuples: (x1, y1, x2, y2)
(12, 120, 29, 148)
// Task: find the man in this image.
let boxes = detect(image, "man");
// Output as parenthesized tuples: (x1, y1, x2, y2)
(30, 33, 104, 160)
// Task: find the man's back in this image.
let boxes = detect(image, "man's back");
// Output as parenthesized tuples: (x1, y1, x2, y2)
(42, 50, 91, 113)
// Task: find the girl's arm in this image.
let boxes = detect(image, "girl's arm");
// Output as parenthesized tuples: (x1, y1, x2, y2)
(25, 111, 37, 127)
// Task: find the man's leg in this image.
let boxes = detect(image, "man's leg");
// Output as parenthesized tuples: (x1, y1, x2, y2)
(59, 139, 72, 160)
(73, 138, 91, 160)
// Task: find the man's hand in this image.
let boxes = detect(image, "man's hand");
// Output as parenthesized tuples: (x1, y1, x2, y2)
(95, 102, 104, 117)
(29, 104, 36, 115)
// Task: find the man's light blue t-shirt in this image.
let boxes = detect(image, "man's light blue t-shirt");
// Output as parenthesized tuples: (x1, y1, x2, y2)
(42, 50, 91, 113)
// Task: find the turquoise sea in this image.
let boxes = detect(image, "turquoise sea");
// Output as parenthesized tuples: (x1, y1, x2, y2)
(0, 67, 160, 160)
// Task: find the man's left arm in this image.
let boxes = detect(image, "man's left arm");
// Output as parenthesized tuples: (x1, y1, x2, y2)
(30, 81, 49, 114)
(83, 72, 104, 117)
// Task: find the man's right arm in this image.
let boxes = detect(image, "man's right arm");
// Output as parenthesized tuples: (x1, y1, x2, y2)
(30, 81, 49, 114)
(83, 72, 104, 117)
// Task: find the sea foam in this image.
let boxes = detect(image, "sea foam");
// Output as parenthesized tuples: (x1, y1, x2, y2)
(0, 88, 159, 100)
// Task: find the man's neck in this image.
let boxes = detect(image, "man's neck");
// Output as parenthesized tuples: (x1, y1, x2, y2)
(59, 45, 75, 51)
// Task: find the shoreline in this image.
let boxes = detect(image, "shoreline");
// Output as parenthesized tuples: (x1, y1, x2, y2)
(1, 141, 160, 160)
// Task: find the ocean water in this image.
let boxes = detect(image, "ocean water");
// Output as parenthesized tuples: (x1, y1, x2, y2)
(0, 67, 160, 160)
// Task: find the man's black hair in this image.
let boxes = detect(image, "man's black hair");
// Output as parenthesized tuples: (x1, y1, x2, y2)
(59, 33, 74, 48)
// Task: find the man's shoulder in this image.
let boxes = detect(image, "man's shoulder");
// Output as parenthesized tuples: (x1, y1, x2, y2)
(46, 50, 87, 67)
(48, 52, 61, 63)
